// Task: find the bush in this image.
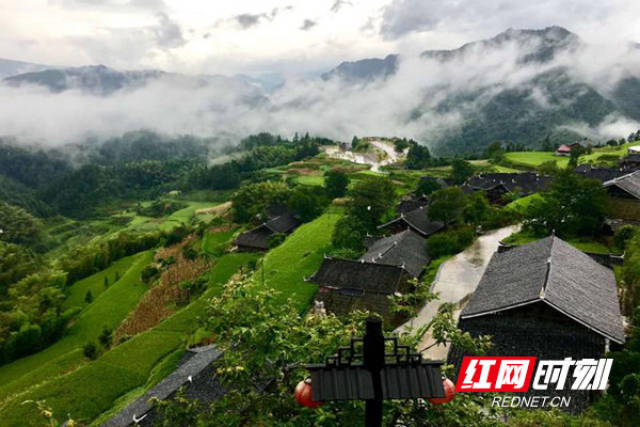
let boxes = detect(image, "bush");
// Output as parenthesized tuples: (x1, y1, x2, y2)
(85, 290, 93, 304)
(98, 327, 113, 348)
(141, 265, 159, 284)
(83, 342, 98, 360)
(324, 170, 349, 199)
(268, 232, 287, 248)
(427, 227, 475, 258)
(614, 225, 638, 252)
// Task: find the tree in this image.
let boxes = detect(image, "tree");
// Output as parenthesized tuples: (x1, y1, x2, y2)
(85, 290, 93, 304)
(405, 144, 432, 170)
(484, 141, 504, 162)
(0, 202, 43, 246)
(287, 186, 327, 222)
(449, 159, 475, 185)
(348, 177, 396, 231)
(324, 169, 349, 199)
(416, 176, 441, 197)
(523, 171, 608, 237)
(231, 181, 290, 223)
(156, 274, 493, 426)
(429, 187, 468, 227)
(332, 216, 367, 251)
(99, 327, 113, 348)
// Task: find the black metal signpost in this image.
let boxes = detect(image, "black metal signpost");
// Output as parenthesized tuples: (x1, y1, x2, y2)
(301, 317, 446, 426)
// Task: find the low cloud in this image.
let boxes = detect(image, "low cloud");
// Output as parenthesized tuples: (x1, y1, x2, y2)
(1, 29, 639, 152)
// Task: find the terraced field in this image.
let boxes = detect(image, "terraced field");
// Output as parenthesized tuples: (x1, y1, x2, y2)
(254, 209, 343, 311)
(0, 252, 258, 426)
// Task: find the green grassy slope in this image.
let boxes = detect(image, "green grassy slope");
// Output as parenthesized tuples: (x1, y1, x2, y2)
(62, 253, 140, 311)
(0, 252, 258, 426)
(255, 209, 343, 311)
(0, 251, 152, 402)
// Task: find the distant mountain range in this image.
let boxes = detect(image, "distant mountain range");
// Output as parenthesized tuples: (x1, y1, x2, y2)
(2, 26, 639, 154)
(322, 26, 640, 153)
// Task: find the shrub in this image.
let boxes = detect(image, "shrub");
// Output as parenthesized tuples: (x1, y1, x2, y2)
(83, 342, 98, 360)
(98, 327, 113, 348)
(141, 265, 159, 284)
(332, 215, 367, 251)
(85, 290, 93, 304)
(614, 225, 638, 252)
(268, 232, 287, 248)
(427, 227, 475, 258)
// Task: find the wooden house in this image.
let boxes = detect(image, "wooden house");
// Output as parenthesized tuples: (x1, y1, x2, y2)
(308, 230, 430, 320)
(449, 236, 625, 412)
(105, 345, 225, 426)
(603, 170, 640, 220)
(464, 172, 551, 204)
(235, 212, 300, 251)
(378, 206, 444, 237)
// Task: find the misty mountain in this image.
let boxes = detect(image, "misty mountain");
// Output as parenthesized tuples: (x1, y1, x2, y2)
(324, 26, 639, 153)
(321, 54, 398, 82)
(3, 64, 166, 95)
(0, 58, 50, 79)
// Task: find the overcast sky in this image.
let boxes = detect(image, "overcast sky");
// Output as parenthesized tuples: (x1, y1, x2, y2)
(1, 0, 639, 75)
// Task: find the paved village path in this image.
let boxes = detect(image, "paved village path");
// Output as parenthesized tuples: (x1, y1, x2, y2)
(396, 224, 520, 360)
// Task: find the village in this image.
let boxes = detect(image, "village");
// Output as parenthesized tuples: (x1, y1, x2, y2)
(2, 133, 640, 426)
(97, 136, 640, 425)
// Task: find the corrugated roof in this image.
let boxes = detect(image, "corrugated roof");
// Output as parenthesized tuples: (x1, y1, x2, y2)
(360, 229, 430, 278)
(604, 170, 640, 200)
(461, 236, 625, 344)
(308, 363, 444, 401)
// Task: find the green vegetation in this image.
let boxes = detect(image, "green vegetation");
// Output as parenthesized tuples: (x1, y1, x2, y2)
(0, 252, 258, 426)
(0, 251, 152, 399)
(255, 210, 343, 310)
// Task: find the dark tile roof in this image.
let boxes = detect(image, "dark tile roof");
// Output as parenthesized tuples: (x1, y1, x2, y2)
(396, 198, 428, 215)
(465, 172, 551, 195)
(308, 258, 406, 294)
(264, 212, 301, 233)
(307, 362, 444, 401)
(461, 236, 625, 344)
(314, 289, 393, 317)
(360, 229, 430, 278)
(103, 345, 223, 427)
(235, 225, 272, 250)
(379, 206, 444, 237)
(235, 212, 301, 250)
(574, 165, 624, 183)
(604, 170, 640, 200)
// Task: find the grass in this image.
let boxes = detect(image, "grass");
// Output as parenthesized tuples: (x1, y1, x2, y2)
(504, 231, 612, 254)
(62, 253, 140, 311)
(505, 193, 543, 213)
(294, 175, 325, 186)
(0, 252, 259, 426)
(504, 142, 640, 169)
(201, 227, 237, 255)
(0, 251, 153, 402)
(504, 151, 569, 168)
(254, 209, 343, 311)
